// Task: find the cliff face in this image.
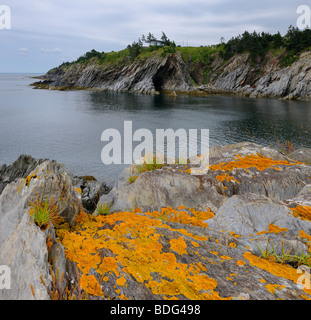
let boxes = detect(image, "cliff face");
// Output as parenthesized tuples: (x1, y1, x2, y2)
(35, 51, 193, 94)
(33, 48, 311, 100)
(200, 50, 311, 100)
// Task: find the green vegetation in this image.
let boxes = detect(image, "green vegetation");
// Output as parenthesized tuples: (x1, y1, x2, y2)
(28, 194, 59, 230)
(221, 25, 311, 66)
(57, 26, 311, 71)
(257, 239, 311, 269)
(128, 175, 138, 184)
(93, 202, 112, 216)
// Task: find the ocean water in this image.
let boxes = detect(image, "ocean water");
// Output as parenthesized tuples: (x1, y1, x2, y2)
(1, 73, 311, 185)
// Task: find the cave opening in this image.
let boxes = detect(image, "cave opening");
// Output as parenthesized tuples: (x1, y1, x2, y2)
(152, 62, 173, 92)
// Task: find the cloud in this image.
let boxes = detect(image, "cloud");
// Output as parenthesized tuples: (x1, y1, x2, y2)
(18, 47, 28, 56)
(0, 0, 305, 72)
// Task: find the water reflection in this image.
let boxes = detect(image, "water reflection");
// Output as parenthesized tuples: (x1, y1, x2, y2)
(0, 74, 311, 184)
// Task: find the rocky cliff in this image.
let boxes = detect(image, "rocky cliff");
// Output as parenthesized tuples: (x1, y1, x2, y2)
(32, 47, 311, 100)
(1, 143, 311, 300)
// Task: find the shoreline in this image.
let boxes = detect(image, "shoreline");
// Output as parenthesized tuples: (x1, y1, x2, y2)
(29, 81, 311, 102)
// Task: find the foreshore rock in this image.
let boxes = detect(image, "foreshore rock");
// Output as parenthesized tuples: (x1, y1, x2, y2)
(1, 143, 311, 300)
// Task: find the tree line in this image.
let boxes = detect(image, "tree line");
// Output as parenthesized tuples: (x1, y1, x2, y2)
(59, 26, 311, 68)
(221, 25, 311, 65)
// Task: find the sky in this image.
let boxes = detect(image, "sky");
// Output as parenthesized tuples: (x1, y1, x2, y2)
(0, 0, 307, 73)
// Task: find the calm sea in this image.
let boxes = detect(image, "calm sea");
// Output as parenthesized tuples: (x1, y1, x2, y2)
(1, 73, 311, 185)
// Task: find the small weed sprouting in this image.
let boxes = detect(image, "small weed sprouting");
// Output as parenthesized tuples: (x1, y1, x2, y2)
(276, 139, 296, 155)
(93, 202, 112, 217)
(257, 239, 311, 269)
(39, 266, 87, 300)
(28, 194, 59, 231)
(128, 176, 138, 184)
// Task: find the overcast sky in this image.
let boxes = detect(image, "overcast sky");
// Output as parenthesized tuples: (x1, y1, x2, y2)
(0, 0, 307, 73)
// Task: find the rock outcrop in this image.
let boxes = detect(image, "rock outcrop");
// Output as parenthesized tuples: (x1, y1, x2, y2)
(1, 143, 311, 300)
(33, 51, 193, 94)
(0, 158, 82, 300)
(32, 49, 311, 100)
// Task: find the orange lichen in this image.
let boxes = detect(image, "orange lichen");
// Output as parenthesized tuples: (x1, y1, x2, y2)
(74, 208, 88, 225)
(170, 237, 188, 256)
(299, 231, 311, 253)
(80, 274, 103, 297)
(221, 255, 233, 261)
(291, 205, 311, 222)
(46, 236, 53, 252)
(116, 276, 127, 287)
(229, 231, 241, 239)
(299, 230, 311, 243)
(244, 252, 311, 297)
(265, 284, 286, 295)
(210, 153, 298, 173)
(144, 207, 214, 227)
(256, 224, 288, 235)
(237, 260, 246, 266)
(191, 241, 200, 248)
(61, 210, 230, 300)
(216, 173, 240, 184)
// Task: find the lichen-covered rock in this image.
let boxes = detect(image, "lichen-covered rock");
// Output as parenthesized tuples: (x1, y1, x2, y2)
(59, 206, 311, 300)
(100, 142, 311, 213)
(0, 159, 83, 300)
(1, 143, 311, 301)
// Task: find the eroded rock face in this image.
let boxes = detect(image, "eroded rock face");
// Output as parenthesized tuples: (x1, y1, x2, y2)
(33, 51, 194, 94)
